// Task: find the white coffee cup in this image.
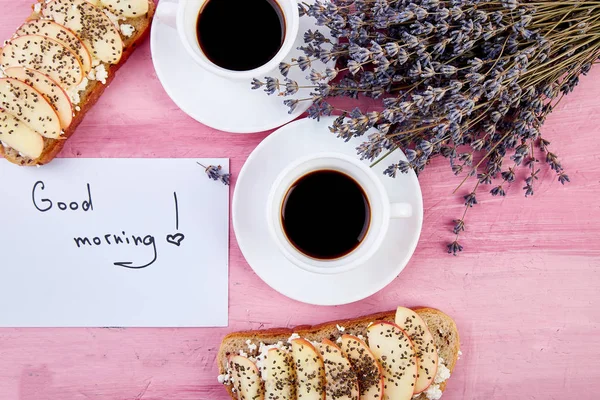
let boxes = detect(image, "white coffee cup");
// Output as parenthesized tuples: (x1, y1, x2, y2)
(267, 153, 413, 275)
(158, 0, 299, 80)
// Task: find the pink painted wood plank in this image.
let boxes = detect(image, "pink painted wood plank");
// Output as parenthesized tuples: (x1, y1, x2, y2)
(1, 1, 600, 399)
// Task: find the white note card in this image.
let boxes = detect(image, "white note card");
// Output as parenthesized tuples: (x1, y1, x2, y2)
(0, 158, 229, 327)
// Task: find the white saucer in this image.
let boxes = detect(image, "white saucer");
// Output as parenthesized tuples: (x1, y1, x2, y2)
(232, 117, 423, 305)
(150, 1, 331, 133)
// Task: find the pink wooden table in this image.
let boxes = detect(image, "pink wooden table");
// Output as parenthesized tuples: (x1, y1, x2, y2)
(1, 1, 600, 399)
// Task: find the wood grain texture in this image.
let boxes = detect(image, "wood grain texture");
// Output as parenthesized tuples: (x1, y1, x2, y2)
(1, 1, 600, 399)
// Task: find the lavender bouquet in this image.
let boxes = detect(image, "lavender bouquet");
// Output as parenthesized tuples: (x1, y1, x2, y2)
(252, 0, 600, 254)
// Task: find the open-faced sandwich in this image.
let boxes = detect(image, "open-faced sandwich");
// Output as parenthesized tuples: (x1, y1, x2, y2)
(0, 0, 156, 166)
(218, 306, 461, 400)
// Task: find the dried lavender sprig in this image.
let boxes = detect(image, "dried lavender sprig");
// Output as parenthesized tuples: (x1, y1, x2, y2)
(256, 0, 600, 253)
(198, 163, 230, 186)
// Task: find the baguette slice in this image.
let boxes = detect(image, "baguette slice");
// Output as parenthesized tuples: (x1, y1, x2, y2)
(218, 307, 460, 400)
(0, 0, 156, 166)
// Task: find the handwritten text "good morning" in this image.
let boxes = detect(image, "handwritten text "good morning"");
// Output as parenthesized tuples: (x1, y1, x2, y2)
(31, 181, 184, 269)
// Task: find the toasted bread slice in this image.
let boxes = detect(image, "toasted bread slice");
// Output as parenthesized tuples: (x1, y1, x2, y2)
(218, 307, 460, 399)
(0, 0, 156, 166)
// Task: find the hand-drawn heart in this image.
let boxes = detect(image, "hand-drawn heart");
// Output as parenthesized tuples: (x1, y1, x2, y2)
(166, 233, 185, 246)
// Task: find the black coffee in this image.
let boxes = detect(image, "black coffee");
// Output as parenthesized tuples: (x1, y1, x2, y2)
(281, 170, 371, 260)
(196, 0, 285, 71)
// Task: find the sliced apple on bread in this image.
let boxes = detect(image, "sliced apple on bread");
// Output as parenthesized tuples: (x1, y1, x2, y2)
(0, 0, 156, 165)
(15, 20, 93, 74)
(100, 0, 149, 18)
(367, 322, 418, 400)
(395, 306, 439, 394)
(43, 0, 124, 64)
(340, 334, 384, 400)
(217, 308, 459, 400)
(264, 348, 297, 400)
(319, 339, 359, 400)
(4, 67, 73, 129)
(0, 78, 62, 139)
(0, 35, 83, 89)
(291, 338, 326, 400)
(0, 110, 44, 159)
(229, 355, 264, 400)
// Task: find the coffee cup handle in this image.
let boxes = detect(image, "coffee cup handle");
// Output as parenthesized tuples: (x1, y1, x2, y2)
(156, 0, 178, 29)
(390, 202, 413, 218)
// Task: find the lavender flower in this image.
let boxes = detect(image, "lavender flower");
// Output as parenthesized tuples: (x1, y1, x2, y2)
(464, 192, 478, 207)
(250, 78, 263, 90)
(490, 186, 506, 196)
(278, 62, 291, 77)
(198, 163, 230, 186)
(447, 240, 463, 255)
(255, 0, 594, 253)
(558, 172, 570, 185)
(453, 219, 465, 234)
(264, 77, 280, 95)
(283, 99, 300, 113)
(284, 79, 299, 95)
